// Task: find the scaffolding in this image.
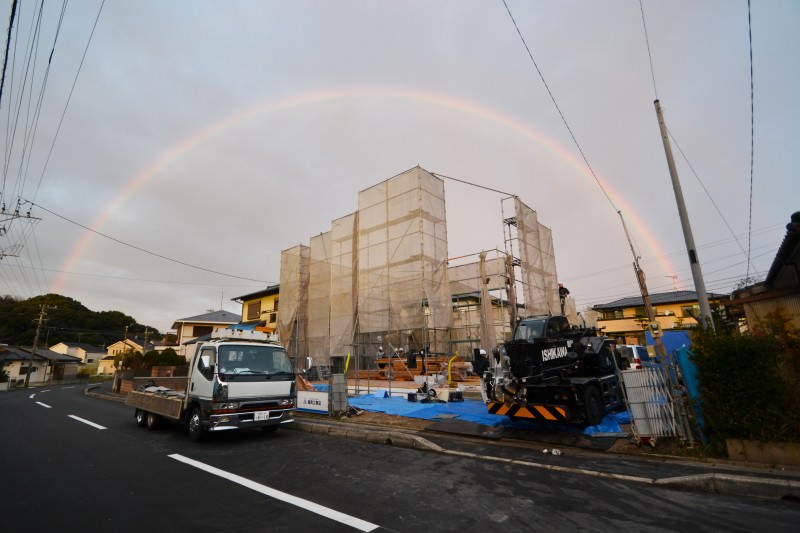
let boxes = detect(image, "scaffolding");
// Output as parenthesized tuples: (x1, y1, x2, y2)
(502, 196, 563, 320)
(279, 167, 568, 375)
(277, 244, 309, 368)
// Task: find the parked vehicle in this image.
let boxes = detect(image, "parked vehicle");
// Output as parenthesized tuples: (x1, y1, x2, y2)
(617, 344, 651, 370)
(485, 315, 623, 426)
(125, 328, 295, 441)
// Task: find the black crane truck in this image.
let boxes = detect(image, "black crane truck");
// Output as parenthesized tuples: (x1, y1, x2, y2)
(486, 315, 623, 426)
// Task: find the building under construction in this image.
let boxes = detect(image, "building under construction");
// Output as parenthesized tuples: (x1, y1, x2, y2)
(277, 166, 576, 374)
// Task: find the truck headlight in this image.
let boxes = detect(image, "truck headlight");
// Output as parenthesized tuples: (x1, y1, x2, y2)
(213, 401, 239, 411)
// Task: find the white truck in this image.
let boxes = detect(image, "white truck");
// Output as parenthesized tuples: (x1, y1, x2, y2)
(125, 329, 295, 441)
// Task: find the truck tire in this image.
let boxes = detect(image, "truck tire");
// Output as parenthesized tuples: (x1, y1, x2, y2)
(146, 412, 161, 430)
(188, 408, 205, 442)
(135, 409, 147, 427)
(584, 385, 604, 426)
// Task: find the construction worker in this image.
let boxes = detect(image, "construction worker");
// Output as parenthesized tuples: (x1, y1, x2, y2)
(473, 348, 490, 403)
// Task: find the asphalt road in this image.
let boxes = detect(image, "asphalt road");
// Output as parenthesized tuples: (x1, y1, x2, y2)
(1, 384, 798, 532)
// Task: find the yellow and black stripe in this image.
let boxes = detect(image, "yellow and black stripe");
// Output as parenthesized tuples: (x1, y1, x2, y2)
(488, 401, 569, 422)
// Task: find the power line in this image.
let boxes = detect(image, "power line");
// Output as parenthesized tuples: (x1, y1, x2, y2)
(501, 0, 617, 212)
(0, 0, 18, 110)
(22, 199, 273, 284)
(638, 0, 658, 100)
(746, 0, 755, 280)
(32, 0, 106, 204)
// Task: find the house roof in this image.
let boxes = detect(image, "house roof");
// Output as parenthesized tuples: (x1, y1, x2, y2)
(0, 345, 81, 364)
(171, 310, 241, 329)
(765, 211, 800, 290)
(593, 290, 728, 311)
(55, 342, 105, 353)
(231, 284, 280, 302)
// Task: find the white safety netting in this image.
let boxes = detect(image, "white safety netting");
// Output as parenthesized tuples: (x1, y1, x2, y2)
(278, 244, 309, 361)
(306, 232, 332, 363)
(356, 168, 452, 338)
(329, 212, 358, 357)
(447, 253, 509, 351)
(515, 197, 560, 316)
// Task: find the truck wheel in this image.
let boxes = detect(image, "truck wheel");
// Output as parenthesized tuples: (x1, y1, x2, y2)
(135, 409, 147, 427)
(188, 408, 205, 442)
(584, 386, 604, 426)
(146, 412, 161, 430)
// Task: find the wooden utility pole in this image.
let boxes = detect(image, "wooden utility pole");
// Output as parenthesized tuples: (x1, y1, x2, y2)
(619, 212, 667, 358)
(25, 304, 50, 387)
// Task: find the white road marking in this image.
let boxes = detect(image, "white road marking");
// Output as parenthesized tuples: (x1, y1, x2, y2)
(29, 394, 35, 399)
(169, 454, 379, 532)
(35, 402, 51, 408)
(68, 415, 107, 430)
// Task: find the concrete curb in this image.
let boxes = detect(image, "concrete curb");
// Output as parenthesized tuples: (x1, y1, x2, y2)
(654, 473, 800, 500)
(87, 388, 798, 501)
(288, 418, 799, 501)
(85, 384, 127, 403)
(290, 420, 444, 452)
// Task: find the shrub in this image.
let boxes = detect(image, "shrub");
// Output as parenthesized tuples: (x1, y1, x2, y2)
(691, 323, 800, 444)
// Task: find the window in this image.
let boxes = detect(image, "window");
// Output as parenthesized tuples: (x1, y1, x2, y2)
(602, 309, 623, 320)
(274, 299, 279, 312)
(269, 312, 277, 324)
(247, 301, 261, 321)
(681, 305, 700, 319)
(193, 325, 213, 337)
(197, 348, 215, 380)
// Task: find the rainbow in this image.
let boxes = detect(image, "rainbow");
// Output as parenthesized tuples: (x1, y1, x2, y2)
(53, 86, 676, 291)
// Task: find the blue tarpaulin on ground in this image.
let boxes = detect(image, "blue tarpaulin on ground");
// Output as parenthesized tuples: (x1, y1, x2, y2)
(347, 394, 623, 435)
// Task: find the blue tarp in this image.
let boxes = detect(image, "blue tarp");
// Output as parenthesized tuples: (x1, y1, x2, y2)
(646, 330, 691, 355)
(347, 394, 624, 435)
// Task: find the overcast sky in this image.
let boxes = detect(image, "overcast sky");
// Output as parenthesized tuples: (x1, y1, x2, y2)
(0, 0, 796, 334)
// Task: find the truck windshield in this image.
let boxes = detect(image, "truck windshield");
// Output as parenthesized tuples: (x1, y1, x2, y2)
(217, 344, 293, 378)
(514, 318, 547, 341)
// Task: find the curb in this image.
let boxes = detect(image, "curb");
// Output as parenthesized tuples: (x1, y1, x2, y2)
(287, 418, 799, 501)
(85, 384, 128, 403)
(87, 388, 799, 501)
(290, 419, 444, 452)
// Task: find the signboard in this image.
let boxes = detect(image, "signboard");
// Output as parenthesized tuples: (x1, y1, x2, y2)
(297, 390, 329, 414)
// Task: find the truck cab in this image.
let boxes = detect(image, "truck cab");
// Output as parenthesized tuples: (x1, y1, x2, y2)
(184, 329, 295, 440)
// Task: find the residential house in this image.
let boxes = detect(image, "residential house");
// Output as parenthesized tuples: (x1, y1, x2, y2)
(49, 342, 106, 364)
(1, 345, 81, 386)
(171, 310, 241, 358)
(232, 284, 280, 334)
(96, 355, 117, 375)
(593, 290, 728, 345)
(729, 211, 800, 330)
(106, 339, 147, 357)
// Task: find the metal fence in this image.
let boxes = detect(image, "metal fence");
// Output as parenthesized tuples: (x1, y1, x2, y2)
(620, 364, 680, 446)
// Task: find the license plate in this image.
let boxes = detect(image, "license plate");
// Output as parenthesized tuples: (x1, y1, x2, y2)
(254, 411, 270, 421)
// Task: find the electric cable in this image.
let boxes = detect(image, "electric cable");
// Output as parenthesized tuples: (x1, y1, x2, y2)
(32, 0, 105, 204)
(22, 199, 273, 284)
(746, 0, 755, 281)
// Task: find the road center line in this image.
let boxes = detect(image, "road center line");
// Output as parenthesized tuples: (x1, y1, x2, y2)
(169, 453, 379, 532)
(35, 401, 51, 408)
(68, 415, 107, 430)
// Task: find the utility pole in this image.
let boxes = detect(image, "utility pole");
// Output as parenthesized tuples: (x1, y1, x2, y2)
(25, 304, 52, 388)
(654, 100, 714, 330)
(619, 212, 667, 359)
